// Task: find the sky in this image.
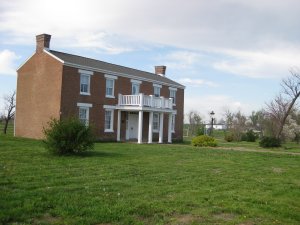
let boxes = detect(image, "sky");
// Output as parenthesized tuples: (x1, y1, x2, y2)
(0, 0, 299, 122)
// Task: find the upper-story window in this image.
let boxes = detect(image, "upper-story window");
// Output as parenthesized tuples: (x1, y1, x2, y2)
(79, 69, 93, 95)
(153, 84, 162, 97)
(105, 74, 118, 98)
(169, 87, 177, 105)
(131, 79, 142, 95)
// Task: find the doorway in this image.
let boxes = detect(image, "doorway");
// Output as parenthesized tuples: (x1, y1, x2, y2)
(126, 112, 139, 140)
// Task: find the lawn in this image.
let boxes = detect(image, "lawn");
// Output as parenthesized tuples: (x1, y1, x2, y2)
(0, 135, 300, 225)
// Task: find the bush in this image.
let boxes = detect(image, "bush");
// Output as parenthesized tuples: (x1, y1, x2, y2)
(224, 132, 234, 142)
(43, 117, 95, 155)
(259, 136, 281, 148)
(241, 130, 258, 142)
(191, 135, 217, 147)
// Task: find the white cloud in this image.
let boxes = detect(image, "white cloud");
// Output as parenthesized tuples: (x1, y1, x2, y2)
(0, 50, 19, 76)
(213, 47, 300, 79)
(0, 0, 299, 77)
(158, 51, 202, 69)
(179, 78, 219, 87)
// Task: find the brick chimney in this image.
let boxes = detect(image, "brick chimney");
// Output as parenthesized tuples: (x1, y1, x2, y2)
(155, 66, 167, 76)
(36, 34, 51, 53)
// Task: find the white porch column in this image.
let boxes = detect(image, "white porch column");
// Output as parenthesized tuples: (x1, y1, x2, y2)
(148, 112, 153, 143)
(168, 113, 172, 143)
(117, 110, 121, 141)
(159, 112, 164, 143)
(138, 110, 143, 144)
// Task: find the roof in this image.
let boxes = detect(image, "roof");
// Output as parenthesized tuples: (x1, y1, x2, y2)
(48, 50, 185, 89)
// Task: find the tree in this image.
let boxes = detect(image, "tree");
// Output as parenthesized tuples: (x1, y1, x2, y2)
(266, 69, 300, 139)
(186, 110, 204, 136)
(2, 91, 16, 134)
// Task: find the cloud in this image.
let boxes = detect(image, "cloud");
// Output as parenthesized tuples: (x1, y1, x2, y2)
(213, 47, 300, 79)
(157, 51, 202, 69)
(179, 78, 219, 87)
(0, 0, 299, 76)
(0, 50, 19, 76)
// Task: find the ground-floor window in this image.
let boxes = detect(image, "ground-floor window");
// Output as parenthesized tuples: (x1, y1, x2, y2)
(79, 107, 89, 126)
(105, 109, 114, 132)
(153, 113, 159, 132)
(171, 114, 176, 133)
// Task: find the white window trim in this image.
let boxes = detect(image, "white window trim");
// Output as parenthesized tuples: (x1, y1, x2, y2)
(79, 69, 94, 75)
(105, 78, 115, 98)
(169, 87, 177, 91)
(104, 109, 114, 132)
(77, 103, 93, 108)
(153, 83, 162, 88)
(131, 79, 142, 84)
(105, 74, 118, 80)
(153, 112, 160, 133)
(103, 105, 116, 109)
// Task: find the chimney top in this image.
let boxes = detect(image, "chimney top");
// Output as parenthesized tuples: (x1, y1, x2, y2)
(155, 65, 167, 76)
(36, 34, 51, 53)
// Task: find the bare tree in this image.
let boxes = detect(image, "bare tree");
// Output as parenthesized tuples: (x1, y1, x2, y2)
(187, 110, 204, 136)
(223, 108, 234, 130)
(266, 69, 300, 139)
(2, 91, 16, 134)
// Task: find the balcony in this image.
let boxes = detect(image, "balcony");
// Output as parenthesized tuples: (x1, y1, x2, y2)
(118, 94, 173, 110)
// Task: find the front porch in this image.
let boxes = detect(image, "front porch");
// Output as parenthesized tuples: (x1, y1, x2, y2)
(116, 94, 176, 144)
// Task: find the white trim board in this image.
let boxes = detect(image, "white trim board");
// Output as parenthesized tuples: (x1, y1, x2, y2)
(77, 103, 93, 107)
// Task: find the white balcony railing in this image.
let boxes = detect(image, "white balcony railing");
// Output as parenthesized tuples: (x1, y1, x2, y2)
(118, 94, 173, 110)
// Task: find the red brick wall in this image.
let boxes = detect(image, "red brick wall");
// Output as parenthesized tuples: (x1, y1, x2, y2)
(15, 52, 63, 139)
(60, 66, 184, 142)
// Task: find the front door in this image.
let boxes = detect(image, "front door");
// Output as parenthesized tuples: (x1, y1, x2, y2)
(127, 112, 139, 140)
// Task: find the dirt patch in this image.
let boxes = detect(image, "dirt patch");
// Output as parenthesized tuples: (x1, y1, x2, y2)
(213, 212, 236, 221)
(32, 213, 62, 224)
(272, 167, 284, 173)
(168, 214, 203, 225)
(239, 221, 255, 225)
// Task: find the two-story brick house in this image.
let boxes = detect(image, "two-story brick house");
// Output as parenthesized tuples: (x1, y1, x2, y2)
(15, 34, 185, 143)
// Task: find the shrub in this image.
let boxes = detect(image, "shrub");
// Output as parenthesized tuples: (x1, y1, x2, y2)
(242, 130, 258, 142)
(259, 136, 281, 148)
(224, 132, 234, 142)
(191, 135, 217, 147)
(43, 117, 95, 155)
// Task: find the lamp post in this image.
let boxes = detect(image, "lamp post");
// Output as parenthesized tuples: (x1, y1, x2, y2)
(210, 111, 215, 136)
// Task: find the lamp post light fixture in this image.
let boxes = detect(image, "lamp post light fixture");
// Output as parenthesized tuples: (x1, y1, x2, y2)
(210, 110, 215, 136)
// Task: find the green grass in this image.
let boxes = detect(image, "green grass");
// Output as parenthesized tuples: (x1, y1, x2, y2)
(0, 135, 300, 225)
(0, 121, 14, 136)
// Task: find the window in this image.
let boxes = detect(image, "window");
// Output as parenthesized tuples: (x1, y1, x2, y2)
(171, 115, 176, 133)
(153, 113, 160, 132)
(170, 90, 176, 104)
(154, 86, 160, 97)
(131, 79, 142, 95)
(77, 103, 92, 126)
(132, 83, 140, 95)
(80, 74, 90, 95)
(106, 79, 114, 97)
(79, 69, 93, 95)
(104, 109, 114, 132)
(105, 74, 117, 98)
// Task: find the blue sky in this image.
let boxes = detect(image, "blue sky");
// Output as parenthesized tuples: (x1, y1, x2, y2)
(0, 0, 299, 122)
